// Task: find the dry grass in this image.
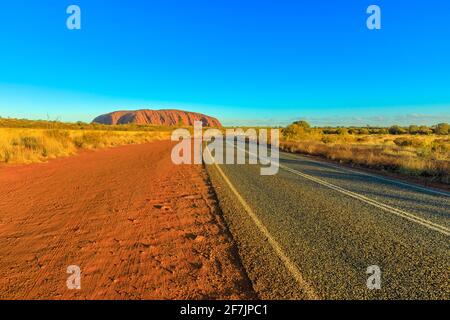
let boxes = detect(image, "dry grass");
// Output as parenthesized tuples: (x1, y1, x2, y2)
(0, 128, 171, 164)
(281, 133, 450, 184)
(0, 117, 176, 132)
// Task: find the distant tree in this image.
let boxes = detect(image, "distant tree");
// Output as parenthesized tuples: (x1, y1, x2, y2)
(408, 125, 420, 135)
(283, 120, 311, 140)
(292, 120, 311, 129)
(435, 123, 449, 135)
(418, 125, 432, 135)
(322, 128, 335, 134)
(388, 125, 406, 135)
(359, 128, 370, 135)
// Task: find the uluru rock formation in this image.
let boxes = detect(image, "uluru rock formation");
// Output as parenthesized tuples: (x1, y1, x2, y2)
(92, 109, 222, 127)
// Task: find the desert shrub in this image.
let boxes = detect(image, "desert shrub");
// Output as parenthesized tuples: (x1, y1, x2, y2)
(392, 137, 427, 149)
(408, 125, 420, 135)
(356, 136, 369, 142)
(0, 128, 169, 164)
(321, 135, 337, 144)
(0, 117, 175, 133)
(44, 129, 70, 141)
(280, 120, 450, 184)
(322, 128, 338, 134)
(0, 147, 11, 163)
(394, 138, 413, 147)
(292, 120, 311, 129)
(44, 129, 71, 148)
(359, 128, 370, 135)
(10, 138, 20, 146)
(337, 128, 349, 135)
(283, 125, 307, 140)
(418, 126, 432, 135)
(389, 125, 407, 135)
(73, 132, 104, 148)
(435, 123, 449, 135)
(430, 139, 450, 153)
(282, 120, 314, 140)
(20, 136, 41, 150)
(280, 132, 450, 185)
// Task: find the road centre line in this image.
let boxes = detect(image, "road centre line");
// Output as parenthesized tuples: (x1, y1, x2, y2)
(226, 141, 450, 237)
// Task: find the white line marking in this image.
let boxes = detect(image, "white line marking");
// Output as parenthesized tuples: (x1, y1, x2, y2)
(280, 165, 450, 236)
(280, 151, 450, 198)
(228, 141, 450, 237)
(205, 146, 319, 300)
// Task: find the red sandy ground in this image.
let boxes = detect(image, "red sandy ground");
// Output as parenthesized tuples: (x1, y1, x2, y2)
(0, 141, 253, 299)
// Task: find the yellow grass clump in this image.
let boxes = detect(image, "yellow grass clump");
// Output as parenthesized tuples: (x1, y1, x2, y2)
(280, 133, 450, 184)
(0, 128, 170, 164)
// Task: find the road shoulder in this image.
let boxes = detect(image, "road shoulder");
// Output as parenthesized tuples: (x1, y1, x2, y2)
(205, 162, 315, 300)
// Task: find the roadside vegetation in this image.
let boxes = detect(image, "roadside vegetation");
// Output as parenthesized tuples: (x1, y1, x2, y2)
(0, 118, 172, 164)
(2, 117, 449, 185)
(281, 121, 450, 185)
(0, 117, 173, 132)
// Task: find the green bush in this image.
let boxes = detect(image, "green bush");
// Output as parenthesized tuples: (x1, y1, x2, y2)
(389, 125, 407, 135)
(359, 128, 370, 135)
(408, 125, 420, 134)
(394, 138, 413, 147)
(292, 120, 311, 129)
(418, 126, 432, 135)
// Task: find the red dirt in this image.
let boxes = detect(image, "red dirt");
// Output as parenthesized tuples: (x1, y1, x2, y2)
(0, 140, 253, 299)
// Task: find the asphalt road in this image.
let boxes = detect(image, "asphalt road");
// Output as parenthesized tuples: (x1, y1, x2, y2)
(205, 141, 450, 299)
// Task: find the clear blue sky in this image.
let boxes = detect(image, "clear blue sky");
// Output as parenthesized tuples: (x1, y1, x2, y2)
(0, 0, 449, 126)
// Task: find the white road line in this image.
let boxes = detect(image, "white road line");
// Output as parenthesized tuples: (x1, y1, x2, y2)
(227, 141, 450, 237)
(280, 151, 450, 198)
(280, 165, 450, 237)
(205, 146, 319, 300)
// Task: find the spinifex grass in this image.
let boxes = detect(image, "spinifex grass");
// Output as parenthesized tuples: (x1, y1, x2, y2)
(0, 128, 170, 164)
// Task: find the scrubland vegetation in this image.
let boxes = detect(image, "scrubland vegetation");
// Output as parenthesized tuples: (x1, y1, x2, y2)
(281, 121, 450, 185)
(0, 118, 172, 164)
(0, 117, 172, 132)
(1, 116, 449, 185)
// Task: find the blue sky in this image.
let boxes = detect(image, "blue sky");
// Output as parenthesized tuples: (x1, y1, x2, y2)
(0, 0, 449, 126)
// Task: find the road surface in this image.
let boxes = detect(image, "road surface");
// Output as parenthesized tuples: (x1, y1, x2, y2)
(206, 141, 450, 299)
